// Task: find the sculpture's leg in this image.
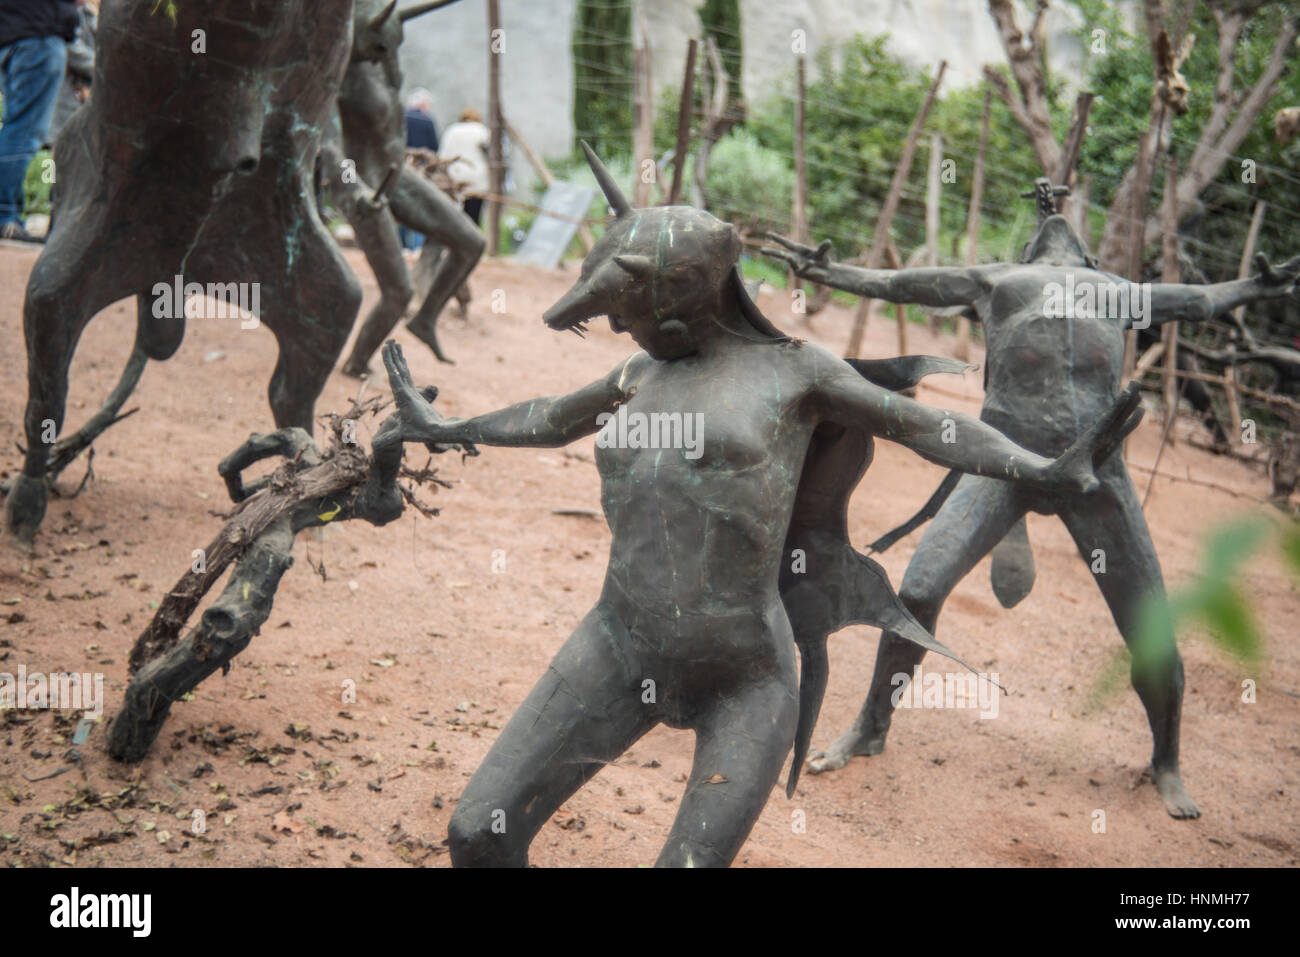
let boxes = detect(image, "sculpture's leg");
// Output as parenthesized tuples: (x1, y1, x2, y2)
(262, 218, 362, 430)
(4, 223, 128, 542)
(389, 168, 485, 364)
(42, 289, 177, 484)
(447, 606, 657, 867)
(1058, 463, 1199, 819)
(656, 672, 798, 868)
(807, 474, 1024, 774)
(338, 205, 413, 379)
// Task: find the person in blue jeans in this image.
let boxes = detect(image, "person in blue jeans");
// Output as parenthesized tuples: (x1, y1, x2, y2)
(0, 0, 79, 243)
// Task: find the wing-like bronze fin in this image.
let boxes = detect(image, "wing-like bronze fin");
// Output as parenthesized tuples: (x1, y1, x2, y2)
(781, 534, 1000, 797)
(845, 355, 970, 392)
(787, 636, 827, 798)
(990, 515, 1036, 608)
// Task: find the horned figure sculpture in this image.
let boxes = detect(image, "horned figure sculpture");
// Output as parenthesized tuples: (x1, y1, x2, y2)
(374, 143, 1144, 866)
(321, 0, 485, 374)
(4, 0, 361, 544)
(768, 180, 1300, 819)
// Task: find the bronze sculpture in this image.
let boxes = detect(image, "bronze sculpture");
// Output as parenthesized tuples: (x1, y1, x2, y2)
(767, 179, 1300, 818)
(374, 149, 1143, 866)
(4, 0, 359, 543)
(322, 0, 485, 374)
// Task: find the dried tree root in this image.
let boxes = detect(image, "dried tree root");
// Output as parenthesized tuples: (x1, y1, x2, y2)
(108, 516, 296, 762)
(107, 396, 454, 762)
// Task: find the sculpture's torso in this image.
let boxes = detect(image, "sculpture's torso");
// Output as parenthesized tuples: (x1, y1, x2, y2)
(979, 264, 1127, 457)
(337, 57, 406, 186)
(594, 341, 823, 675)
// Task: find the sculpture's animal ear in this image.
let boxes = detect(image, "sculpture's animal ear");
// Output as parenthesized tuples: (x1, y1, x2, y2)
(613, 254, 655, 279)
(581, 140, 632, 218)
(371, 0, 399, 30)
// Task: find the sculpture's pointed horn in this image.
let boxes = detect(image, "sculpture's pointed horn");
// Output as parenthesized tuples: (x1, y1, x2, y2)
(371, 0, 399, 29)
(399, 0, 461, 22)
(580, 139, 632, 217)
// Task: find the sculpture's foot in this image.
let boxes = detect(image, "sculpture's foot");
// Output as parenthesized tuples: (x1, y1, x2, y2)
(1154, 767, 1200, 819)
(3, 474, 48, 545)
(339, 359, 371, 381)
(806, 728, 886, 774)
(406, 319, 454, 365)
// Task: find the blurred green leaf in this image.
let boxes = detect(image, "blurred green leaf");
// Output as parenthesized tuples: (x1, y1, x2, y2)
(1201, 517, 1269, 583)
(1281, 525, 1300, 579)
(1199, 584, 1262, 668)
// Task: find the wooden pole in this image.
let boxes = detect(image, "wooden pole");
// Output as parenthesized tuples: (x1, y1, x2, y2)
(1159, 153, 1180, 438)
(791, 54, 808, 303)
(886, 239, 908, 356)
(1122, 105, 1169, 377)
(1056, 91, 1094, 234)
(485, 0, 504, 257)
(503, 117, 594, 253)
(632, 3, 654, 208)
(1233, 201, 1267, 328)
(957, 88, 991, 361)
(1224, 200, 1267, 445)
(668, 38, 698, 206)
(923, 132, 942, 338)
(844, 60, 946, 359)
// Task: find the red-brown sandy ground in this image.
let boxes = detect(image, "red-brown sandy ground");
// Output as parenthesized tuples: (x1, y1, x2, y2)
(0, 242, 1296, 867)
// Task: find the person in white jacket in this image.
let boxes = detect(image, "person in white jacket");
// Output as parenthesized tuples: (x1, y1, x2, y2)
(438, 107, 490, 224)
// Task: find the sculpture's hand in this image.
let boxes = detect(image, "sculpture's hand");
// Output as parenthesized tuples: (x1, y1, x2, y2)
(1251, 252, 1300, 297)
(1041, 381, 1144, 493)
(375, 340, 474, 454)
(761, 234, 835, 283)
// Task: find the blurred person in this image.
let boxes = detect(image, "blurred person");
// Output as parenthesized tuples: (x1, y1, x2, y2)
(400, 86, 439, 252)
(0, 0, 78, 242)
(439, 106, 489, 225)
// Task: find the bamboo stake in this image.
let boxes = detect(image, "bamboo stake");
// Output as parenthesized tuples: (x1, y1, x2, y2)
(844, 61, 946, 359)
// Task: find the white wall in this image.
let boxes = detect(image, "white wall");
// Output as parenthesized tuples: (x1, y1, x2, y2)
(400, 0, 1096, 180)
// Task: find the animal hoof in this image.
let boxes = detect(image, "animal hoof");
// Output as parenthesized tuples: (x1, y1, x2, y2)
(3, 474, 48, 544)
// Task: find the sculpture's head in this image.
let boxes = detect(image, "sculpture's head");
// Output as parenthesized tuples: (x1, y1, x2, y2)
(352, 0, 403, 62)
(543, 142, 788, 360)
(1021, 214, 1097, 269)
(353, 1, 450, 63)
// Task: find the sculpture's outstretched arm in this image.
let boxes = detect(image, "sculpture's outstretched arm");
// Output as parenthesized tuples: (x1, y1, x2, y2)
(1137, 253, 1300, 329)
(375, 340, 636, 451)
(810, 347, 1142, 494)
(763, 235, 1001, 309)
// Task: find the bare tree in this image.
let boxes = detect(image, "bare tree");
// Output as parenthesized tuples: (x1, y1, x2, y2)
(985, 0, 1298, 273)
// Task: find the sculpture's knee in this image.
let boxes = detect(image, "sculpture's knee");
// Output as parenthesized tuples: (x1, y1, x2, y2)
(447, 803, 525, 867)
(898, 575, 943, 623)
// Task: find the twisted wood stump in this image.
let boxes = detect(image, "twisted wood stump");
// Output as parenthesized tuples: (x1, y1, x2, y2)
(107, 393, 467, 762)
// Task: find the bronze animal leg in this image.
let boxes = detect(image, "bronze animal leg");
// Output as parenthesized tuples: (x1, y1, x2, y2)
(447, 605, 657, 866)
(808, 473, 1024, 774)
(1057, 460, 1198, 819)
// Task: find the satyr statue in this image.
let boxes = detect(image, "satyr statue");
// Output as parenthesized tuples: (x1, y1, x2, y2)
(767, 178, 1300, 819)
(374, 148, 1143, 866)
(321, 0, 485, 373)
(4, 0, 360, 543)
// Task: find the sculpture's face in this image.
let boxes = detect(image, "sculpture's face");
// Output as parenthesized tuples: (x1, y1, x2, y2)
(543, 207, 741, 361)
(353, 0, 403, 62)
(1022, 215, 1093, 268)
